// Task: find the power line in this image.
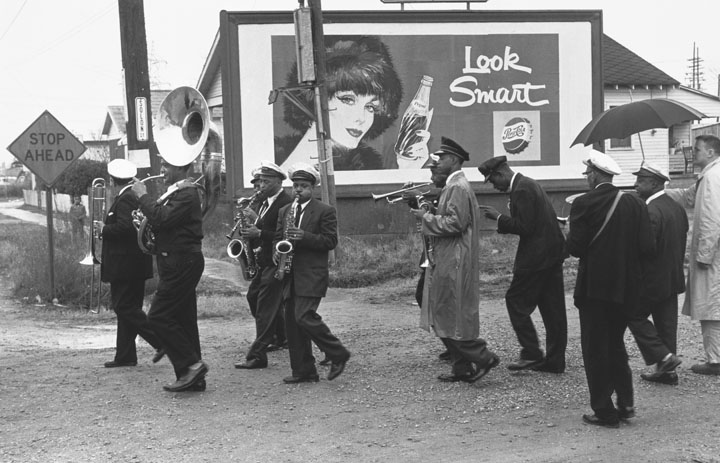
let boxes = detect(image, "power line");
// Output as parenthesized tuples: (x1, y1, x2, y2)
(0, 0, 30, 43)
(12, 1, 116, 67)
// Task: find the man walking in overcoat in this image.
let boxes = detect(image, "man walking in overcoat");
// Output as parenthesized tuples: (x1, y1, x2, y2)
(411, 137, 499, 384)
(666, 134, 720, 376)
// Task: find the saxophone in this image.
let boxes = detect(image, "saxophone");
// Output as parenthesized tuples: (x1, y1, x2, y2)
(226, 192, 262, 280)
(274, 198, 298, 281)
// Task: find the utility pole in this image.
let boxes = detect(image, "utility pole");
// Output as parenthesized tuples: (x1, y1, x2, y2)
(686, 42, 704, 91)
(308, 0, 336, 208)
(118, 0, 158, 192)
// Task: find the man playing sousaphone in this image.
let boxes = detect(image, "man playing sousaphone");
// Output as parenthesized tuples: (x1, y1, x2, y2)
(131, 145, 209, 393)
(234, 161, 293, 370)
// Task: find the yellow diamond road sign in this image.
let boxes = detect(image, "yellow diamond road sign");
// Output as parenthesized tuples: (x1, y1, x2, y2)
(7, 110, 87, 186)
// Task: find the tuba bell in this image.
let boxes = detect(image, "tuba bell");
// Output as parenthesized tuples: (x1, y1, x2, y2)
(133, 87, 223, 254)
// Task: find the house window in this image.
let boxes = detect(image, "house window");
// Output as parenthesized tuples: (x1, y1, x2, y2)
(608, 105, 632, 149)
(610, 135, 632, 149)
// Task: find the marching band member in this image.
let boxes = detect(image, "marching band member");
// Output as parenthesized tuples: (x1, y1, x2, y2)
(411, 137, 499, 384)
(131, 150, 208, 392)
(275, 163, 351, 383)
(100, 159, 163, 369)
(235, 161, 292, 369)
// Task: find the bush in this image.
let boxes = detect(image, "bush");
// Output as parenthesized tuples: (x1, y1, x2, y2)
(1, 183, 23, 198)
(53, 159, 107, 197)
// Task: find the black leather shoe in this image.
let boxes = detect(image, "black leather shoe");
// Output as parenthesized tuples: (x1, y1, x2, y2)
(190, 378, 206, 392)
(438, 350, 452, 361)
(657, 354, 681, 373)
(641, 371, 678, 385)
(467, 355, 500, 383)
(507, 358, 543, 371)
(234, 358, 267, 369)
(328, 357, 348, 381)
(104, 360, 137, 368)
(617, 406, 635, 420)
(163, 361, 209, 392)
(582, 414, 619, 429)
(531, 361, 565, 374)
(438, 372, 472, 382)
(283, 374, 320, 384)
(152, 349, 165, 364)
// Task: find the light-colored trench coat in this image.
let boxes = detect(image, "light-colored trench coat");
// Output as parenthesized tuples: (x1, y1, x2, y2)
(420, 170, 480, 340)
(666, 157, 720, 320)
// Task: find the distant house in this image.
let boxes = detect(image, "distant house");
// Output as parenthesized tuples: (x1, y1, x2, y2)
(602, 35, 720, 181)
(93, 89, 172, 161)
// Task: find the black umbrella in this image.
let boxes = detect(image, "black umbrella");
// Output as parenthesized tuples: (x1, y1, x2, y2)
(571, 98, 706, 159)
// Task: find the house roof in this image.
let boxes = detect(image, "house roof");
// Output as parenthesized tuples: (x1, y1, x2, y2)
(101, 89, 172, 138)
(603, 35, 680, 88)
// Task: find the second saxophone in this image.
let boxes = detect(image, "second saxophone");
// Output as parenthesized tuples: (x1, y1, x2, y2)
(274, 198, 298, 281)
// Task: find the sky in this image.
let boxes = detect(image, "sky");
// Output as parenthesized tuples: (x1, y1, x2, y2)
(1, 0, 718, 168)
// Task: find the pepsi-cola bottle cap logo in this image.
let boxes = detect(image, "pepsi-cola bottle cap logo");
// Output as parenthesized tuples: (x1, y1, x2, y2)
(502, 117, 533, 154)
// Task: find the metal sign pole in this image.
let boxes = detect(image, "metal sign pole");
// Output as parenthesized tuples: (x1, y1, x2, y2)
(45, 186, 55, 302)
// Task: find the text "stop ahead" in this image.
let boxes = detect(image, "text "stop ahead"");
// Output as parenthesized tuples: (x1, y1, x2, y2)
(24, 132, 77, 161)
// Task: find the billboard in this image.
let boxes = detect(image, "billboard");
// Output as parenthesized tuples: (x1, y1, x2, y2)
(220, 10, 602, 192)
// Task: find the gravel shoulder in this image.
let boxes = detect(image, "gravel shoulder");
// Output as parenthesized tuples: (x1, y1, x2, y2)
(1, 267, 720, 463)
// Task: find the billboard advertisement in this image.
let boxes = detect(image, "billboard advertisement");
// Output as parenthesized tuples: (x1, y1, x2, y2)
(221, 11, 602, 191)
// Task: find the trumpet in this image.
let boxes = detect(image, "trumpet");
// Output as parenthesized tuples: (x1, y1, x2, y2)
(372, 182, 433, 203)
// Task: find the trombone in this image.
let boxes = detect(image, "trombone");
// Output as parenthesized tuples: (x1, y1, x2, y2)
(371, 182, 433, 203)
(79, 177, 107, 313)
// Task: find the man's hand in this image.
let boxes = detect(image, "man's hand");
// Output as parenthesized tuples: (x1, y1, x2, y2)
(131, 179, 147, 198)
(410, 208, 427, 220)
(286, 226, 304, 241)
(479, 205, 500, 220)
(240, 224, 261, 240)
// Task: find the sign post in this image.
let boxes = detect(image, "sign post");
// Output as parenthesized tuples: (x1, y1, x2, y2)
(6, 110, 87, 302)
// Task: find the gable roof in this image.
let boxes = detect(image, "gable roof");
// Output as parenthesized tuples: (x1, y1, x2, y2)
(101, 89, 172, 138)
(603, 35, 680, 88)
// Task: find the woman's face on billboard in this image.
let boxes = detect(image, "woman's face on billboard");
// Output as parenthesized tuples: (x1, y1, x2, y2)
(328, 90, 380, 149)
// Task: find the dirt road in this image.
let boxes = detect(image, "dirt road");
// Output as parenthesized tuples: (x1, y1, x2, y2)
(1, 261, 720, 463)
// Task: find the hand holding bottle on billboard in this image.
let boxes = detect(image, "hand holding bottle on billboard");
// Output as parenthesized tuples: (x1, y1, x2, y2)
(395, 76, 434, 169)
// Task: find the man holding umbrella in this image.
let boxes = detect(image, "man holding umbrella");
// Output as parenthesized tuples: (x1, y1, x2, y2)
(629, 162, 687, 385)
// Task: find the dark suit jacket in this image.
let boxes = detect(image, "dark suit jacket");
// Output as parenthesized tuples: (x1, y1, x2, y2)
(497, 173, 566, 274)
(252, 190, 292, 268)
(275, 198, 338, 297)
(100, 187, 153, 283)
(567, 183, 654, 306)
(641, 193, 688, 301)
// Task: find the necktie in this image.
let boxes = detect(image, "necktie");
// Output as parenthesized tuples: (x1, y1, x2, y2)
(258, 200, 269, 218)
(294, 203, 302, 227)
